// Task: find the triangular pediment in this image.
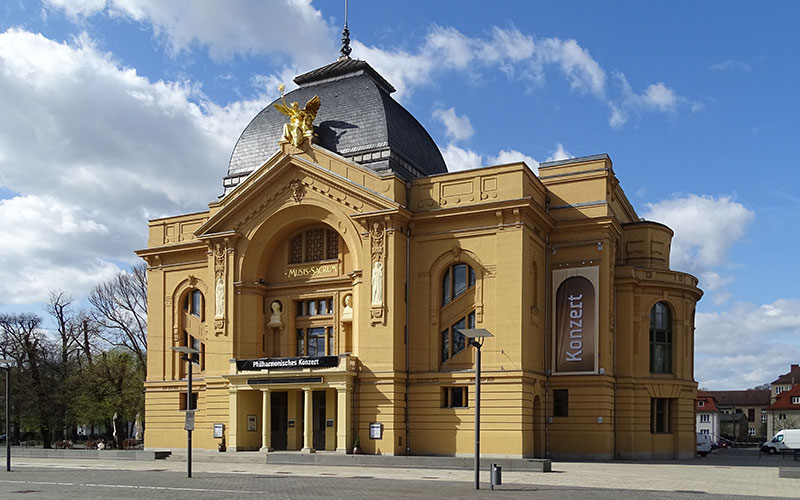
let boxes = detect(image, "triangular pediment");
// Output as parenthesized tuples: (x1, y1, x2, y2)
(196, 146, 405, 238)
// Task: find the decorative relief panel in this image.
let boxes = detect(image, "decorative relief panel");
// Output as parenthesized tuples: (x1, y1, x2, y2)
(369, 222, 385, 325)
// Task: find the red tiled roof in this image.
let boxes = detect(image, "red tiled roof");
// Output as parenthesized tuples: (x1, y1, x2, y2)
(767, 385, 800, 410)
(696, 392, 719, 412)
(771, 364, 800, 385)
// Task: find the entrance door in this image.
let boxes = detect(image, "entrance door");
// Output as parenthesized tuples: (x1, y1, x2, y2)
(270, 392, 288, 451)
(312, 391, 326, 451)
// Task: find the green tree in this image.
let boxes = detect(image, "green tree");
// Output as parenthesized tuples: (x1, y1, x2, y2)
(69, 350, 144, 447)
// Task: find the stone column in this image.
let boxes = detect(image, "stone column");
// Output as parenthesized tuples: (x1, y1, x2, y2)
(302, 388, 315, 453)
(336, 386, 352, 453)
(261, 389, 272, 452)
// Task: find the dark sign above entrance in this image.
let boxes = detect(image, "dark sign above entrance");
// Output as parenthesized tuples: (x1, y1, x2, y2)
(236, 356, 339, 371)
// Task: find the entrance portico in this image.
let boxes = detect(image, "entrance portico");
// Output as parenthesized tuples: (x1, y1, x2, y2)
(224, 354, 355, 453)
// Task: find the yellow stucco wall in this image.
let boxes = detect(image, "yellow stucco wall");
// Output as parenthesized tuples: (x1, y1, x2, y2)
(138, 146, 701, 460)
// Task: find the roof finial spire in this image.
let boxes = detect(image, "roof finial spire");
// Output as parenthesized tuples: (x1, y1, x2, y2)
(339, 0, 352, 60)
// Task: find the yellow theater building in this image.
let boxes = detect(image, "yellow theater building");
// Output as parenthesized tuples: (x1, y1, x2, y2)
(138, 51, 702, 460)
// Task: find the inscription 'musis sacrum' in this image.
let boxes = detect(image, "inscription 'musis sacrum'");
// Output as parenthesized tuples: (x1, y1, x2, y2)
(286, 263, 338, 279)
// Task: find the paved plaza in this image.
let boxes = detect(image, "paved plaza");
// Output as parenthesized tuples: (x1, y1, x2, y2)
(0, 449, 798, 499)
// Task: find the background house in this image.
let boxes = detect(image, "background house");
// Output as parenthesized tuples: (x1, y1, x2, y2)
(765, 385, 800, 438)
(770, 364, 800, 403)
(696, 391, 721, 443)
(704, 389, 769, 442)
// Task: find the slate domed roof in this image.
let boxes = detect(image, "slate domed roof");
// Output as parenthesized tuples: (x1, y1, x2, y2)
(224, 58, 447, 193)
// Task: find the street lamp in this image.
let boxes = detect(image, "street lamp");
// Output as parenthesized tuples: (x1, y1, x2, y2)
(171, 346, 199, 478)
(0, 358, 15, 473)
(457, 328, 494, 490)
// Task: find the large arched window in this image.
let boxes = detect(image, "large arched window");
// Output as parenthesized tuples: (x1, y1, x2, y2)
(288, 227, 339, 264)
(440, 263, 477, 364)
(649, 302, 672, 373)
(442, 263, 476, 306)
(182, 289, 206, 370)
(184, 289, 204, 319)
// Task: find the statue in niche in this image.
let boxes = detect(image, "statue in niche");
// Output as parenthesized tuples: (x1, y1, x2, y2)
(215, 276, 224, 318)
(269, 301, 282, 326)
(342, 294, 353, 321)
(371, 261, 383, 305)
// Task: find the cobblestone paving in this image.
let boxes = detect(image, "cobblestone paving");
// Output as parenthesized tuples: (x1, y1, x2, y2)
(1, 448, 797, 499)
(0, 467, 788, 500)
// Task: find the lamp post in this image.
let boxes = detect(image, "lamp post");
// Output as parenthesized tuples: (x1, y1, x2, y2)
(0, 358, 14, 473)
(457, 328, 494, 490)
(170, 346, 199, 478)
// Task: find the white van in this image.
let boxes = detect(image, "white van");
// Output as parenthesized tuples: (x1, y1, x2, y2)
(761, 429, 800, 454)
(696, 432, 712, 457)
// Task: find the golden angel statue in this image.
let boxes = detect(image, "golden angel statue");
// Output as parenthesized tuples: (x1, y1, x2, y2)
(274, 83, 321, 147)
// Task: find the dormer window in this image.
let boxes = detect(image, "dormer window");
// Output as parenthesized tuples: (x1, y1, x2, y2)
(289, 228, 339, 264)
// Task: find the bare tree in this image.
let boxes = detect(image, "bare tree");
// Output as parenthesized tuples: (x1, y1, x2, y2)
(88, 263, 148, 368)
(45, 291, 82, 367)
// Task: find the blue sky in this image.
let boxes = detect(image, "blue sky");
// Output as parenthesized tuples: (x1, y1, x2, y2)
(0, 0, 798, 390)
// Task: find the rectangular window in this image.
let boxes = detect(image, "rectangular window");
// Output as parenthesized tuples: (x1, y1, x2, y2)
(553, 389, 568, 417)
(307, 327, 325, 357)
(295, 298, 333, 317)
(748, 427, 756, 436)
(762, 411, 767, 423)
(793, 396, 800, 405)
(179, 392, 199, 411)
(296, 328, 305, 356)
(295, 327, 335, 357)
(650, 333, 672, 373)
(748, 408, 755, 422)
(651, 398, 672, 433)
(700, 414, 710, 423)
(698, 400, 704, 407)
(441, 329, 450, 364)
(779, 413, 787, 420)
(442, 387, 468, 408)
(701, 429, 709, 434)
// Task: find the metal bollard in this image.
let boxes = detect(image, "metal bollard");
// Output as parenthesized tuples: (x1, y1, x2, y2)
(490, 463, 502, 490)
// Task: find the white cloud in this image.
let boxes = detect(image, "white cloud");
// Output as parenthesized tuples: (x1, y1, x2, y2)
(43, 0, 336, 67)
(0, 28, 267, 304)
(608, 72, 695, 128)
(545, 143, 572, 162)
(0, 195, 122, 303)
(441, 144, 541, 174)
(432, 107, 475, 142)
(642, 194, 755, 304)
(440, 143, 483, 172)
(352, 26, 608, 101)
(537, 38, 606, 98)
(695, 299, 800, 389)
(710, 59, 751, 72)
(489, 150, 539, 173)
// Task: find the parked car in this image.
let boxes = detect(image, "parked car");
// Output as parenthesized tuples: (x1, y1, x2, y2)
(716, 437, 733, 449)
(697, 432, 713, 457)
(761, 429, 800, 454)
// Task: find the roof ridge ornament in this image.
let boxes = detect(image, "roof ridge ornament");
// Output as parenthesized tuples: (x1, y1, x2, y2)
(339, 0, 352, 60)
